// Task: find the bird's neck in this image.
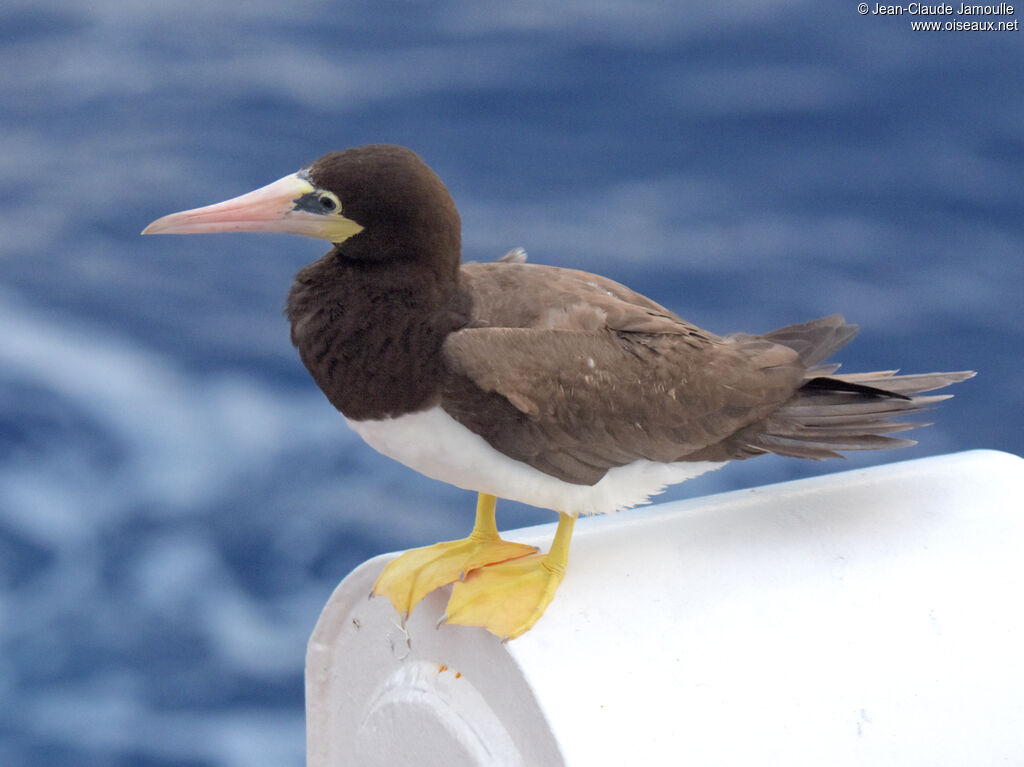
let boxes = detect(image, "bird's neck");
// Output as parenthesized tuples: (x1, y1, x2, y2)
(286, 253, 470, 421)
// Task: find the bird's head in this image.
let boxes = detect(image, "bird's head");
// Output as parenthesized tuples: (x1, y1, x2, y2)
(143, 144, 461, 264)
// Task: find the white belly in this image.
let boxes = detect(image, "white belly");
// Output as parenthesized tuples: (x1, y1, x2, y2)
(345, 406, 725, 516)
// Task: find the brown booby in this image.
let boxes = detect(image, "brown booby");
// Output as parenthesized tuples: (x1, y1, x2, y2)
(144, 144, 974, 640)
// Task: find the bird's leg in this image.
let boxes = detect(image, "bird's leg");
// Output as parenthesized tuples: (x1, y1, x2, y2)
(371, 493, 538, 620)
(444, 512, 576, 641)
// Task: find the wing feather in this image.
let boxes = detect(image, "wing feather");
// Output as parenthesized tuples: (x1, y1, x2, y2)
(441, 260, 971, 484)
(442, 261, 806, 484)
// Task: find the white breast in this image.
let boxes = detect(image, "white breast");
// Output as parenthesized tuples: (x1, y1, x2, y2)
(345, 406, 725, 516)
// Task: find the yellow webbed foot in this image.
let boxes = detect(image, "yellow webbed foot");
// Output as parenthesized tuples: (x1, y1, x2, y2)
(444, 554, 564, 640)
(444, 512, 576, 641)
(372, 536, 538, 619)
(371, 493, 537, 619)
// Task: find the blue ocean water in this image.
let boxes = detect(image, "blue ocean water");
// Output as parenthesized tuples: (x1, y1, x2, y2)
(1, 2, 1021, 764)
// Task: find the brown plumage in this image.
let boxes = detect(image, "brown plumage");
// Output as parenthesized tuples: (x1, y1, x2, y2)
(149, 143, 974, 505)
(144, 143, 975, 638)
(279, 146, 973, 492)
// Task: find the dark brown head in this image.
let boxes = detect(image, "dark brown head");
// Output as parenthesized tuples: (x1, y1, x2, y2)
(308, 146, 460, 267)
(143, 144, 462, 277)
(144, 145, 471, 419)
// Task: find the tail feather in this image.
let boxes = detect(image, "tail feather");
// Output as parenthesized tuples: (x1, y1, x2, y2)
(786, 392, 952, 417)
(730, 316, 975, 461)
(754, 433, 917, 460)
(831, 370, 975, 395)
(754, 313, 859, 368)
(763, 417, 922, 438)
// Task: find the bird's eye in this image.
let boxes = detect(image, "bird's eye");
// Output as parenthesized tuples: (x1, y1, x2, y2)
(318, 193, 338, 212)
